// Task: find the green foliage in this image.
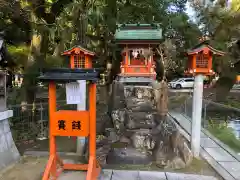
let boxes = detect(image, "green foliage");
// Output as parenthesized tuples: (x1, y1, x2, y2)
(7, 87, 23, 105)
(208, 120, 240, 152)
(1, 0, 226, 100)
(45, 55, 64, 68)
(0, 0, 31, 44)
(193, 1, 240, 62)
(224, 99, 240, 108)
(191, 1, 240, 101)
(230, 0, 240, 11)
(7, 45, 30, 69)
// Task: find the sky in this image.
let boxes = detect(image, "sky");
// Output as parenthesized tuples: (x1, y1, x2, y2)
(185, 1, 196, 22)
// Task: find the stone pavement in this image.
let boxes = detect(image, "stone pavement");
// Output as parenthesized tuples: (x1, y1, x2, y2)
(169, 111, 240, 180)
(59, 171, 86, 180)
(58, 170, 218, 180)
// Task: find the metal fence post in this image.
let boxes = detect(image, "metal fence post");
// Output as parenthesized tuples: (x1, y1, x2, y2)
(184, 100, 187, 115)
(203, 103, 207, 128)
(40, 102, 44, 139)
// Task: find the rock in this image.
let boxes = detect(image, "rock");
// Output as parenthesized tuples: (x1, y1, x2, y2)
(151, 116, 178, 137)
(106, 84, 193, 169)
(96, 136, 108, 148)
(119, 136, 131, 144)
(144, 88, 154, 99)
(109, 83, 126, 112)
(126, 112, 156, 129)
(125, 98, 146, 108)
(164, 156, 186, 169)
(106, 147, 153, 164)
(97, 144, 111, 165)
(152, 125, 193, 169)
(152, 120, 193, 169)
(136, 89, 144, 99)
(111, 97, 126, 110)
(124, 87, 134, 97)
(154, 140, 174, 168)
(131, 105, 155, 112)
(126, 98, 155, 112)
(101, 115, 114, 129)
(178, 141, 193, 166)
(124, 86, 153, 99)
(130, 132, 155, 151)
(111, 110, 127, 133)
(108, 131, 119, 143)
(96, 121, 105, 135)
(96, 113, 113, 135)
(97, 103, 109, 115)
(105, 128, 119, 143)
(133, 87, 153, 99)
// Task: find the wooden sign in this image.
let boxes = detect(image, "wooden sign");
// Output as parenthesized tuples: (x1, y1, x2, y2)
(51, 110, 89, 137)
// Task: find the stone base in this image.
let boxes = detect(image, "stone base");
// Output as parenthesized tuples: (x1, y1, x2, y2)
(118, 76, 154, 85)
(0, 110, 20, 169)
(104, 83, 193, 170)
(106, 147, 153, 164)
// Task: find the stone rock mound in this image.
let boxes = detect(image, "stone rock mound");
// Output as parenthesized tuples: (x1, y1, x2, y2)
(95, 82, 193, 170)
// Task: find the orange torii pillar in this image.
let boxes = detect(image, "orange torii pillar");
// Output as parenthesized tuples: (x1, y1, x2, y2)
(39, 68, 101, 180)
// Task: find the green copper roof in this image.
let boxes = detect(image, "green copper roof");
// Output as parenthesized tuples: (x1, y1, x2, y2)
(115, 24, 162, 41)
(117, 24, 161, 28)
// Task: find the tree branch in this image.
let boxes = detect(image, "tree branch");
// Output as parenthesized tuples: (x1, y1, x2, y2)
(29, 0, 73, 24)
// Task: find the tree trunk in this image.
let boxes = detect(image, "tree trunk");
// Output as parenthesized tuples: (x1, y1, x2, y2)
(22, 13, 50, 104)
(152, 80, 168, 119)
(22, 32, 42, 104)
(75, 2, 88, 46)
(53, 41, 64, 57)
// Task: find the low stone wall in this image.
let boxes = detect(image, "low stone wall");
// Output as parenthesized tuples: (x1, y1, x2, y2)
(102, 82, 193, 169)
(0, 110, 20, 169)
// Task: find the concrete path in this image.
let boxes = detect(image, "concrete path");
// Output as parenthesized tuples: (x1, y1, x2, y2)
(58, 170, 218, 180)
(169, 111, 240, 180)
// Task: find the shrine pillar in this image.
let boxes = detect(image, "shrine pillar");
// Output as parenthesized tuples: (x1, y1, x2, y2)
(76, 80, 87, 156)
(186, 40, 225, 158)
(125, 46, 129, 73)
(147, 46, 151, 73)
(191, 74, 204, 157)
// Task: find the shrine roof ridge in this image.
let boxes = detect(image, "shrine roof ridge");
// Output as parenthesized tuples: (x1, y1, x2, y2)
(62, 45, 95, 56)
(117, 23, 161, 29)
(187, 40, 225, 56)
(115, 24, 162, 41)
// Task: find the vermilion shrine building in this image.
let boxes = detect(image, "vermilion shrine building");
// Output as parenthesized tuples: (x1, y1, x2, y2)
(62, 45, 95, 69)
(185, 40, 225, 76)
(114, 24, 162, 83)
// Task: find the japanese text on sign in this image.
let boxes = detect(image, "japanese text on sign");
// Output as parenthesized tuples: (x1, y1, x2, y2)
(58, 120, 82, 131)
(66, 81, 86, 105)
